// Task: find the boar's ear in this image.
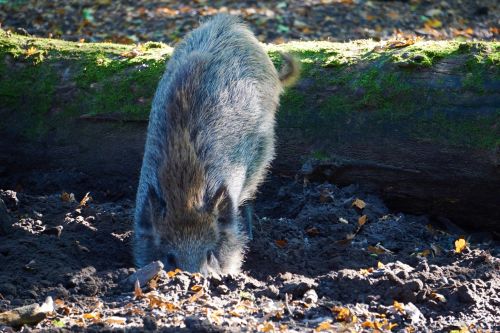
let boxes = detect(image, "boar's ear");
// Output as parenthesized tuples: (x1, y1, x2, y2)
(204, 185, 227, 214)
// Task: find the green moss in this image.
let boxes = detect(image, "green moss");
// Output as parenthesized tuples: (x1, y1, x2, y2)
(0, 31, 498, 149)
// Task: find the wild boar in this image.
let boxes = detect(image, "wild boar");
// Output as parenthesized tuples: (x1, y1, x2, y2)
(134, 14, 299, 274)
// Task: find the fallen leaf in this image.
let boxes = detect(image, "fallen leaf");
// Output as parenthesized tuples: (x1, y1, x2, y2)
(134, 279, 143, 298)
(425, 18, 442, 29)
(190, 285, 203, 292)
(82, 312, 101, 321)
(454, 238, 467, 253)
(104, 316, 126, 325)
(188, 289, 204, 303)
(306, 227, 320, 236)
(25, 46, 38, 57)
(377, 261, 385, 269)
(393, 300, 405, 313)
(79, 192, 92, 207)
(315, 321, 332, 331)
(352, 198, 366, 209)
(358, 215, 367, 226)
(275, 239, 287, 248)
(332, 306, 351, 321)
(167, 268, 182, 278)
(260, 322, 275, 332)
(367, 245, 387, 254)
(61, 192, 75, 202)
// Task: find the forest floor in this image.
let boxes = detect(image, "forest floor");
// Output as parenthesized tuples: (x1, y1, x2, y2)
(0, 173, 499, 332)
(0, 0, 498, 45)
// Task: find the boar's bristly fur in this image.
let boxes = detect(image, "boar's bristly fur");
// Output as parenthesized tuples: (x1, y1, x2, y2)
(134, 14, 299, 274)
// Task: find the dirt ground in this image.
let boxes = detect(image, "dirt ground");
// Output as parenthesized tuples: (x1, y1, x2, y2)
(0, 172, 499, 332)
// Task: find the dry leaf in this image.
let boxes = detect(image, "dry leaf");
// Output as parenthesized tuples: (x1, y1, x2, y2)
(315, 321, 332, 331)
(104, 316, 126, 325)
(358, 215, 367, 226)
(134, 279, 143, 298)
(148, 277, 158, 290)
(367, 245, 387, 254)
(454, 238, 467, 253)
(167, 268, 182, 278)
(393, 300, 405, 313)
(275, 239, 287, 248)
(385, 33, 421, 49)
(425, 18, 442, 28)
(190, 285, 203, 292)
(188, 289, 204, 303)
(61, 192, 75, 202)
(79, 192, 92, 207)
(260, 322, 275, 332)
(332, 306, 351, 321)
(306, 227, 320, 236)
(82, 312, 101, 321)
(25, 46, 38, 57)
(208, 309, 224, 325)
(352, 198, 366, 209)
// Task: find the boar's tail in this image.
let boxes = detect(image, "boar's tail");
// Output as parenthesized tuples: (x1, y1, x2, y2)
(278, 52, 300, 87)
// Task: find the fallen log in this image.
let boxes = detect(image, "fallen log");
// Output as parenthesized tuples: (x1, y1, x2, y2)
(0, 30, 498, 232)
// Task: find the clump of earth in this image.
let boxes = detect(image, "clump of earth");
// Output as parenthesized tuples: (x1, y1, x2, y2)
(0, 173, 498, 332)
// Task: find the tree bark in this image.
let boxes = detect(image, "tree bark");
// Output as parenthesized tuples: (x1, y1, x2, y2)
(0, 31, 498, 232)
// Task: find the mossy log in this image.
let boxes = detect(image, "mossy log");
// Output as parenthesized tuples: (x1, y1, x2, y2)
(0, 30, 499, 232)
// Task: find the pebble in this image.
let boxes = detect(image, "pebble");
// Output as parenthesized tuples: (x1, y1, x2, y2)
(303, 289, 318, 304)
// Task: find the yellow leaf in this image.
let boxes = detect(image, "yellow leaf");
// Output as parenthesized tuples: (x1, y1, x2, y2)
(377, 261, 385, 269)
(315, 321, 332, 331)
(358, 215, 367, 226)
(25, 46, 38, 57)
(332, 306, 351, 321)
(362, 321, 375, 328)
(425, 18, 442, 28)
(82, 312, 101, 320)
(188, 289, 204, 303)
(260, 322, 275, 332)
(191, 285, 203, 292)
(167, 268, 182, 278)
(393, 300, 405, 313)
(352, 198, 366, 209)
(387, 322, 398, 330)
(454, 238, 467, 253)
(359, 268, 373, 276)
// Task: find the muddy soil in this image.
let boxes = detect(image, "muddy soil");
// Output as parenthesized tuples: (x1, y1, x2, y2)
(0, 173, 498, 332)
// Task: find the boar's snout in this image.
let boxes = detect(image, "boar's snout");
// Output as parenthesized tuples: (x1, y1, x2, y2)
(162, 249, 221, 275)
